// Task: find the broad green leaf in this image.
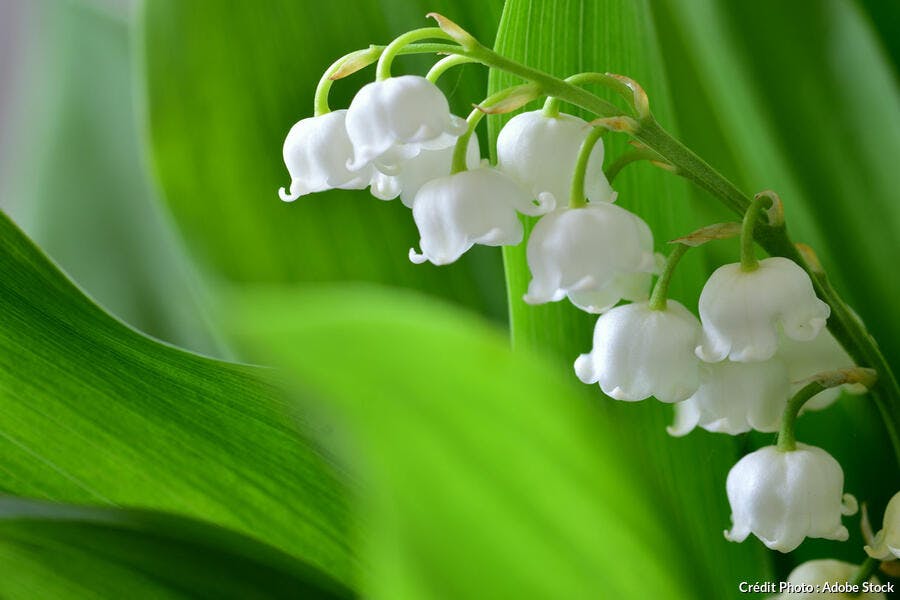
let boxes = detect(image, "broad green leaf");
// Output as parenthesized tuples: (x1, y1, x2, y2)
(488, 1, 772, 596)
(139, 0, 506, 319)
(229, 284, 694, 600)
(0, 211, 354, 586)
(650, 0, 900, 565)
(0, 497, 351, 600)
(1, 0, 220, 355)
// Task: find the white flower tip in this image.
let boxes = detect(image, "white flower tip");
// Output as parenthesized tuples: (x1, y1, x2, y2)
(346, 155, 369, 172)
(573, 353, 597, 384)
(278, 185, 300, 202)
(608, 190, 619, 204)
(695, 343, 725, 363)
(449, 114, 468, 136)
(832, 525, 850, 542)
(842, 493, 859, 516)
(408, 247, 428, 264)
(535, 191, 556, 214)
(723, 528, 745, 543)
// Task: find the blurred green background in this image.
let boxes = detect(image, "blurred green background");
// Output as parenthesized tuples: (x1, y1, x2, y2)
(0, 0, 898, 597)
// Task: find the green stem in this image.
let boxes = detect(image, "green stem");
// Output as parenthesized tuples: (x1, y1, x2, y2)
(739, 194, 773, 271)
(604, 148, 664, 184)
(849, 557, 880, 592)
(777, 381, 829, 451)
(426, 55, 478, 83)
(313, 49, 369, 116)
(376, 27, 455, 80)
(649, 244, 689, 311)
(542, 96, 561, 117)
(450, 84, 537, 173)
(568, 127, 605, 208)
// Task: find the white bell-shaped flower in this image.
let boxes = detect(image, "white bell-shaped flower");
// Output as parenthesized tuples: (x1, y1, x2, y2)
(524, 203, 657, 313)
(866, 490, 900, 560)
(574, 300, 702, 403)
(497, 110, 614, 205)
(780, 331, 864, 412)
(725, 443, 858, 552)
(396, 136, 481, 208)
(774, 560, 887, 599)
(279, 110, 371, 201)
(345, 75, 467, 173)
(697, 257, 831, 363)
(408, 167, 551, 266)
(668, 359, 790, 436)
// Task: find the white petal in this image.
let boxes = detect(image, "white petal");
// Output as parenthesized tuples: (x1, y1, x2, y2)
(865, 490, 900, 560)
(697, 257, 830, 363)
(397, 136, 480, 208)
(497, 110, 614, 206)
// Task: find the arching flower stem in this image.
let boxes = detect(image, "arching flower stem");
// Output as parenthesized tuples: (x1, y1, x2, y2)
(376, 27, 456, 80)
(568, 127, 605, 208)
(648, 244, 689, 311)
(777, 368, 877, 452)
(450, 84, 542, 174)
(849, 556, 880, 588)
(426, 55, 480, 83)
(740, 194, 773, 272)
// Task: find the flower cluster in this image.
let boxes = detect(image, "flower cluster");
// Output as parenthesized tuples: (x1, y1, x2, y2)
(279, 16, 888, 569)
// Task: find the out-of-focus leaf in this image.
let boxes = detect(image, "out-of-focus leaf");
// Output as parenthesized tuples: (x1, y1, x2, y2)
(1, 0, 220, 355)
(651, 0, 900, 566)
(0, 497, 351, 600)
(0, 211, 354, 586)
(139, 0, 506, 319)
(229, 284, 694, 600)
(487, 1, 772, 597)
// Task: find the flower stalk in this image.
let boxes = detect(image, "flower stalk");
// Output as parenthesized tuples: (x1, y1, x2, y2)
(568, 127, 605, 208)
(649, 244, 689, 311)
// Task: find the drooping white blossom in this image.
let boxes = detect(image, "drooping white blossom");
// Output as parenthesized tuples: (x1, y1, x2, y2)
(524, 203, 658, 313)
(668, 358, 790, 436)
(574, 300, 702, 403)
(696, 257, 831, 363)
(725, 444, 858, 552)
(866, 490, 900, 560)
(774, 560, 887, 599)
(496, 110, 615, 206)
(396, 136, 481, 208)
(345, 75, 467, 173)
(279, 110, 371, 201)
(779, 330, 864, 412)
(408, 167, 552, 265)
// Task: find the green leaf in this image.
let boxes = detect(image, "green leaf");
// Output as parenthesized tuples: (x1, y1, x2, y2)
(650, 0, 900, 565)
(229, 284, 694, 600)
(138, 0, 506, 319)
(488, 1, 772, 596)
(0, 211, 354, 586)
(0, 497, 351, 600)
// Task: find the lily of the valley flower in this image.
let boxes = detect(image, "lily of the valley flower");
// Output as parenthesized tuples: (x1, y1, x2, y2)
(780, 331, 865, 412)
(496, 110, 615, 206)
(696, 257, 831, 363)
(397, 136, 481, 208)
(668, 358, 790, 436)
(279, 110, 371, 201)
(574, 300, 702, 403)
(774, 560, 887, 599)
(408, 167, 551, 265)
(866, 490, 900, 560)
(725, 443, 857, 552)
(524, 203, 658, 313)
(345, 75, 467, 173)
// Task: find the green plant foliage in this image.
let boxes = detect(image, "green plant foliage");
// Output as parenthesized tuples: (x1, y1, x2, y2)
(139, 0, 506, 319)
(488, 1, 772, 596)
(0, 497, 352, 599)
(651, 0, 900, 565)
(0, 211, 354, 587)
(229, 283, 694, 600)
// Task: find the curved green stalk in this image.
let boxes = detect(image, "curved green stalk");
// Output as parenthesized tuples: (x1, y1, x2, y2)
(739, 195, 773, 271)
(568, 127, 605, 208)
(426, 55, 479, 83)
(649, 244, 689, 311)
(376, 27, 455, 80)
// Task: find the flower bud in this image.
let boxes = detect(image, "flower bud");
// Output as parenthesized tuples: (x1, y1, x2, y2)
(725, 444, 857, 552)
(574, 300, 702, 403)
(408, 167, 550, 265)
(524, 203, 657, 313)
(279, 110, 371, 201)
(668, 359, 789, 436)
(866, 490, 900, 560)
(697, 257, 830, 363)
(497, 110, 614, 206)
(345, 75, 467, 173)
